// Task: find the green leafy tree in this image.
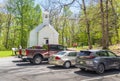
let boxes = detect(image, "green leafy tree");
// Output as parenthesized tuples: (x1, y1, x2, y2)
(0, 0, 42, 50)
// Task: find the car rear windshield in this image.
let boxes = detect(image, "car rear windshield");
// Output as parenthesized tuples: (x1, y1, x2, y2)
(57, 51, 66, 55)
(78, 51, 92, 56)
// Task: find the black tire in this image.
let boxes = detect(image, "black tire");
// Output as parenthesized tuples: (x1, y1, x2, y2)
(96, 64, 105, 74)
(33, 56, 42, 65)
(80, 68, 85, 71)
(118, 64, 120, 70)
(63, 61, 71, 69)
(29, 60, 33, 63)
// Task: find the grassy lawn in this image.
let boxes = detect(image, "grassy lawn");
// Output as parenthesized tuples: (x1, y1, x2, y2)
(0, 51, 13, 58)
(75, 45, 102, 51)
(74, 44, 120, 51)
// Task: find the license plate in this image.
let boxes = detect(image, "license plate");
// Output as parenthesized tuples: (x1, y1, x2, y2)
(86, 61, 93, 65)
(80, 61, 83, 64)
(51, 57, 55, 60)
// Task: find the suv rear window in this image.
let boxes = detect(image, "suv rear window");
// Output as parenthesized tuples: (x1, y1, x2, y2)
(78, 51, 92, 56)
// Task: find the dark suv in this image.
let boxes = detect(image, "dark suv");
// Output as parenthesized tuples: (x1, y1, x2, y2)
(75, 50, 120, 74)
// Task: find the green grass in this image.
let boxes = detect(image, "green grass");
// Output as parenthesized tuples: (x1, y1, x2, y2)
(0, 51, 13, 58)
(75, 44, 120, 51)
(76, 46, 89, 51)
(75, 45, 102, 51)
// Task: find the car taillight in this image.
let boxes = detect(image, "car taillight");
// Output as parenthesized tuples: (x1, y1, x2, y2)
(55, 56, 61, 60)
(19, 49, 22, 55)
(25, 50, 29, 56)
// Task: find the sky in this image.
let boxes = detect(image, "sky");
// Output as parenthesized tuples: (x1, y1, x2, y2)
(0, 0, 3, 5)
(35, 0, 81, 14)
(0, 0, 6, 8)
(0, 0, 82, 15)
(0, 0, 3, 3)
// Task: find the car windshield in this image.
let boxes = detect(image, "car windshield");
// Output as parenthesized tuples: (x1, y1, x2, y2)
(78, 51, 91, 56)
(57, 51, 66, 55)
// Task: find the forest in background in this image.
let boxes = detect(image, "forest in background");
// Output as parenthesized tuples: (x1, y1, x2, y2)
(0, 0, 120, 50)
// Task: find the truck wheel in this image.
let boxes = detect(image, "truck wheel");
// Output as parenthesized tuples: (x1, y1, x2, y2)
(33, 56, 42, 65)
(29, 60, 33, 63)
(80, 68, 85, 71)
(118, 64, 120, 70)
(63, 61, 71, 69)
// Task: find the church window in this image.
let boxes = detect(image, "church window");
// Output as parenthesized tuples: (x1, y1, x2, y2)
(45, 15, 48, 18)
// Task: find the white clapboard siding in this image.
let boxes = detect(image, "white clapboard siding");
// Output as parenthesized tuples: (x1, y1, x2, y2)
(28, 11, 59, 47)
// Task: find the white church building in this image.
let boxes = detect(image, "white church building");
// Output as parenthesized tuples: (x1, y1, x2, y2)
(28, 11, 59, 47)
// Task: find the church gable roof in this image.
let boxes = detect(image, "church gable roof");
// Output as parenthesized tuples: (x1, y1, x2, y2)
(31, 23, 45, 32)
(30, 11, 58, 35)
(48, 24, 59, 35)
(31, 23, 59, 35)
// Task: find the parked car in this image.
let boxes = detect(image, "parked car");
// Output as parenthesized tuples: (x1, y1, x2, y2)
(75, 50, 120, 74)
(49, 51, 78, 68)
(18, 44, 67, 64)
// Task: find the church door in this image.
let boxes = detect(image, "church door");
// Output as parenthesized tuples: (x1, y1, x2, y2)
(44, 38, 49, 44)
(46, 39, 49, 44)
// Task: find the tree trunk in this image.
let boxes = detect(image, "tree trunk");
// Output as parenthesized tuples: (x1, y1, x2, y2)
(20, 0, 24, 48)
(62, 18, 65, 46)
(105, 0, 109, 48)
(5, 14, 11, 49)
(82, 0, 92, 49)
(100, 0, 108, 49)
(109, 0, 119, 43)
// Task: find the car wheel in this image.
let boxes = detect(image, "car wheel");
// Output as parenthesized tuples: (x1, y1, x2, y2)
(63, 61, 71, 69)
(80, 68, 85, 71)
(33, 56, 42, 65)
(96, 64, 105, 74)
(29, 60, 33, 63)
(118, 64, 120, 70)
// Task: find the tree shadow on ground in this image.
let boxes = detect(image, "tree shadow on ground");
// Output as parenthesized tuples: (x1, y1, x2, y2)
(47, 65, 77, 70)
(15, 61, 49, 66)
(74, 69, 120, 77)
(12, 59, 26, 62)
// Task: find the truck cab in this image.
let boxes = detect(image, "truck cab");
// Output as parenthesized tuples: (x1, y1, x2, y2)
(18, 44, 66, 64)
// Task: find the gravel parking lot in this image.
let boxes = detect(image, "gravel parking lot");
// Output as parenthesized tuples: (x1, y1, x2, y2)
(0, 57, 120, 81)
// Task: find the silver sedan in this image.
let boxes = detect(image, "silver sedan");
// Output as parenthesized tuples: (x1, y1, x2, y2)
(49, 51, 78, 68)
